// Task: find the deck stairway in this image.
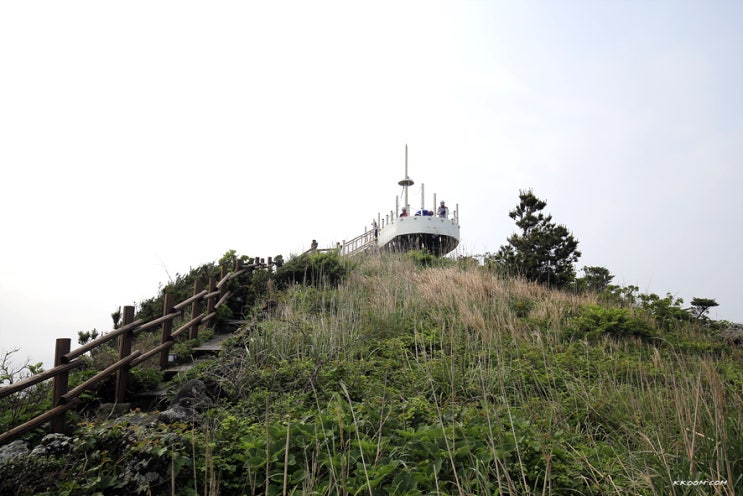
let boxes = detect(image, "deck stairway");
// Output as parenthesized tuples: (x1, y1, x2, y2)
(339, 228, 378, 257)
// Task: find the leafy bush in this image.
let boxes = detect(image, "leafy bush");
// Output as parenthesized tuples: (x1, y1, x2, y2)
(0, 419, 197, 496)
(274, 251, 348, 289)
(509, 297, 534, 318)
(565, 305, 656, 341)
(130, 367, 162, 393)
(6, 254, 741, 495)
(405, 249, 443, 268)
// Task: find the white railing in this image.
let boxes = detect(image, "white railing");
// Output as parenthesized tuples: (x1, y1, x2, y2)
(339, 228, 377, 257)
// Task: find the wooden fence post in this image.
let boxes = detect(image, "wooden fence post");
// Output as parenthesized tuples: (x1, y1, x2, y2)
(206, 276, 217, 320)
(189, 280, 204, 340)
(115, 306, 135, 403)
(50, 338, 71, 434)
(219, 265, 228, 301)
(159, 293, 176, 369)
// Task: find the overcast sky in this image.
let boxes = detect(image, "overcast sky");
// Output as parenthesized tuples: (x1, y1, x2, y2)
(1, 0, 741, 369)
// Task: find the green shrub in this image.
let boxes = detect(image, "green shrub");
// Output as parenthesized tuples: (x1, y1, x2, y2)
(405, 249, 439, 267)
(565, 305, 656, 341)
(510, 297, 534, 318)
(129, 367, 162, 393)
(274, 251, 348, 288)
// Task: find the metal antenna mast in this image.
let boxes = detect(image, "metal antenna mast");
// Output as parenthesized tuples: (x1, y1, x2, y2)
(398, 144, 414, 213)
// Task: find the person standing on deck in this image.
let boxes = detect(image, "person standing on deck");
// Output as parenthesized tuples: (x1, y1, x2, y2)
(437, 201, 448, 218)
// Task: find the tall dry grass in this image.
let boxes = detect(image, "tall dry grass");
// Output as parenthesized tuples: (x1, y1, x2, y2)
(231, 252, 741, 494)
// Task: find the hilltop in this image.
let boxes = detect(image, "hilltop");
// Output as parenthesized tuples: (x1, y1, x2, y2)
(1, 251, 741, 495)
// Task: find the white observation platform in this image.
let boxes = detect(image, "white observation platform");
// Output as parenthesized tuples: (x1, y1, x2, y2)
(340, 146, 460, 257)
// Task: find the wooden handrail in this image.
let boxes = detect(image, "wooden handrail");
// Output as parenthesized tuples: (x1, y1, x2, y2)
(0, 253, 272, 445)
(0, 361, 83, 400)
(64, 319, 145, 362)
(61, 351, 142, 403)
(171, 314, 204, 339)
(0, 399, 79, 446)
(172, 289, 209, 312)
(216, 272, 231, 290)
(214, 290, 232, 310)
(203, 289, 220, 299)
(201, 311, 217, 325)
(131, 340, 173, 368)
(134, 310, 180, 335)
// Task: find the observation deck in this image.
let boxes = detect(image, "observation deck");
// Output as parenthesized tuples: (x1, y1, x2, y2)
(340, 146, 460, 257)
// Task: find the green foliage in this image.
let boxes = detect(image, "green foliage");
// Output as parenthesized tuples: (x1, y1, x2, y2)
(510, 297, 535, 318)
(690, 296, 719, 319)
(404, 249, 449, 268)
(0, 418, 197, 496)
(111, 307, 122, 329)
(566, 305, 656, 341)
(77, 329, 99, 345)
(0, 349, 51, 442)
(0, 348, 44, 386)
(601, 285, 696, 332)
(490, 189, 581, 288)
(637, 292, 690, 331)
(274, 251, 348, 289)
(576, 265, 614, 293)
(129, 367, 162, 393)
(5, 255, 741, 495)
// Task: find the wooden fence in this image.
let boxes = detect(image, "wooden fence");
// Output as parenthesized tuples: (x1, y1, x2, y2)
(0, 256, 273, 446)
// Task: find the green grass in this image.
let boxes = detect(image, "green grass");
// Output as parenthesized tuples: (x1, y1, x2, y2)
(2, 252, 740, 495)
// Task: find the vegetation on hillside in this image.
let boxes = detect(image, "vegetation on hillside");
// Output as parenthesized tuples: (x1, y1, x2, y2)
(1, 251, 740, 495)
(490, 190, 581, 288)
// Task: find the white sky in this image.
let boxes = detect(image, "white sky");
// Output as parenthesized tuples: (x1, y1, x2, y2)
(1, 0, 741, 369)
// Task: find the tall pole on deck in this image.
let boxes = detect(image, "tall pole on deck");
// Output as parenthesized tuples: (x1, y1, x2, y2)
(404, 144, 409, 212)
(398, 144, 414, 216)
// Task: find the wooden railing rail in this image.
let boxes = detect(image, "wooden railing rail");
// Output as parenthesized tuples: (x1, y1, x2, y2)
(62, 350, 143, 404)
(0, 361, 83, 400)
(63, 319, 145, 362)
(0, 400, 80, 446)
(0, 255, 275, 446)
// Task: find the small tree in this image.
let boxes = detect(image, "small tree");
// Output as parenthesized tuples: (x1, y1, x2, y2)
(690, 297, 719, 320)
(577, 266, 614, 293)
(493, 189, 581, 288)
(0, 348, 49, 434)
(78, 328, 100, 345)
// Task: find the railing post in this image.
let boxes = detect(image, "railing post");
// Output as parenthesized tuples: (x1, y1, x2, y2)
(206, 276, 217, 320)
(50, 338, 71, 434)
(219, 265, 228, 301)
(159, 293, 176, 369)
(189, 280, 204, 340)
(115, 306, 135, 403)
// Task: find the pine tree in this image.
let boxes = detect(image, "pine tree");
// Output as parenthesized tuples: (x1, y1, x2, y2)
(578, 266, 614, 293)
(494, 189, 581, 288)
(690, 297, 719, 320)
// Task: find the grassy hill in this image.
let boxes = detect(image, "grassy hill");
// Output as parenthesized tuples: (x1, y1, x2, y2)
(2, 252, 740, 495)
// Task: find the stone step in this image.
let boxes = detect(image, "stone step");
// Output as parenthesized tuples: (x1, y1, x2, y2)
(133, 384, 173, 410)
(139, 333, 232, 407)
(162, 364, 194, 381)
(192, 333, 231, 358)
